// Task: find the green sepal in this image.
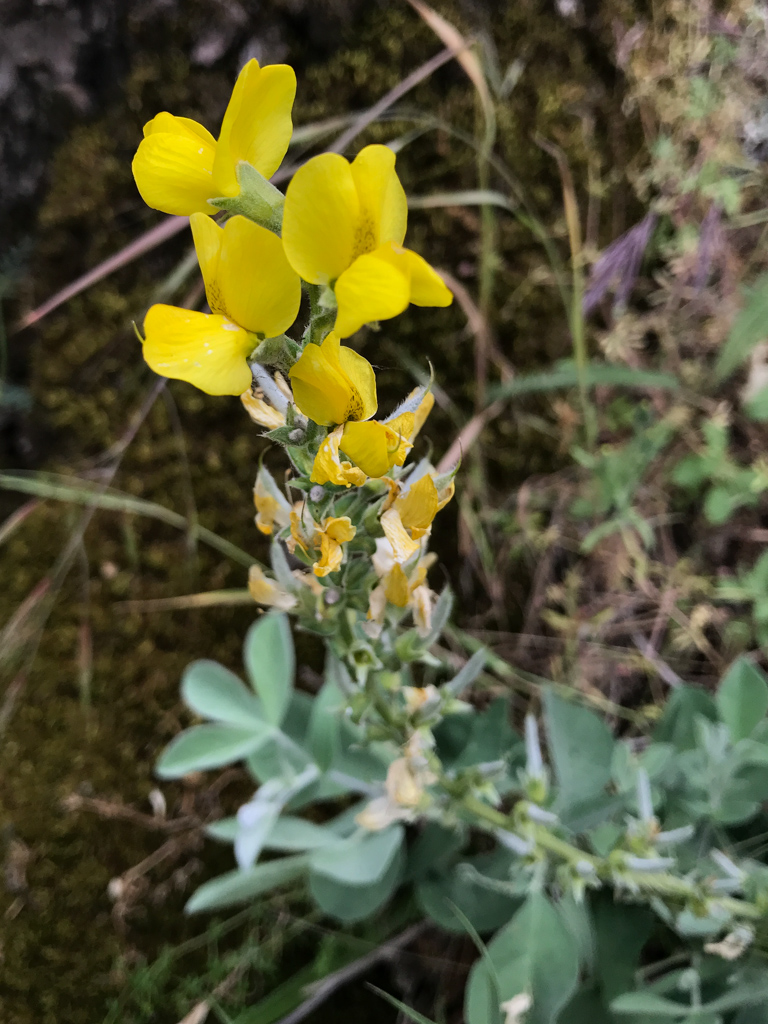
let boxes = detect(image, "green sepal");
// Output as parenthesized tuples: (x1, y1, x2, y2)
(250, 334, 301, 374)
(210, 161, 284, 234)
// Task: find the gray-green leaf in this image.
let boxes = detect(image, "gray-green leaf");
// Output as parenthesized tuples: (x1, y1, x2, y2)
(244, 613, 295, 726)
(185, 854, 308, 913)
(716, 657, 768, 741)
(181, 660, 264, 726)
(156, 723, 271, 778)
(465, 893, 580, 1024)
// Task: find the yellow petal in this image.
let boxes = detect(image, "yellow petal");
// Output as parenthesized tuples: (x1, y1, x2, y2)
(132, 132, 216, 216)
(290, 343, 354, 426)
(310, 426, 367, 487)
(437, 478, 455, 511)
(143, 304, 253, 396)
(385, 410, 416, 445)
(253, 468, 291, 534)
(241, 389, 286, 429)
(395, 475, 439, 537)
(143, 113, 216, 148)
(411, 390, 434, 439)
(323, 516, 356, 543)
(341, 421, 411, 479)
(217, 216, 301, 336)
(380, 509, 420, 563)
(350, 144, 407, 250)
(383, 563, 410, 607)
(335, 337, 378, 420)
(397, 246, 453, 307)
(190, 213, 224, 313)
(411, 584, 433, 636)
(282, 152, 359, 285)
(334, 248, 411, 337)
(214, 60, 297, 196)
(314, 534, 343, 577)
(369, 242, 452, 309)
(248, 565, 297, 610)
(290, 333, 376, 425)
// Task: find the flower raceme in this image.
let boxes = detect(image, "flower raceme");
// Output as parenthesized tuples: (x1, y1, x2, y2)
(143, 214, 301, 396)
(282, 144, 453, 337)
(132, 59, 296, 216)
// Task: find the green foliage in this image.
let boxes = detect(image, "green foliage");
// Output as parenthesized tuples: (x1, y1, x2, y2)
(716, 274, 768, 381)
(671, 422, 768, 525)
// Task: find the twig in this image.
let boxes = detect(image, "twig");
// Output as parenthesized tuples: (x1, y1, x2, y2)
(61, 792, 198, 832)
(274, 922, 427, 1024)
(631, 631, 683, 688)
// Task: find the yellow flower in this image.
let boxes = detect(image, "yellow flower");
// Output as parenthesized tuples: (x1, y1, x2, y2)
(314, 516, 356, 577)
(286, 508, 357, 578)
(142, 214, 301, 395)
(132, 59, 296, 216)
(282, 144, 453, 337)
(248, 565, 297, 610)
(391, 468, 455, 540)
(253, 466, 291, 535)
(310, 425, 367, 488)
(289, 332, 377, 425)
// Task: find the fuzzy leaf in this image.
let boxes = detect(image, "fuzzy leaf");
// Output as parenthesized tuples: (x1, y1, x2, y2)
(181, 660, 265, 726)
(244, 613, 295, 726)
(156, 723, 271, 778)
(465, 893, 580, 1024)
(717, 657, 768, 741)
(185, 854, 308, 913)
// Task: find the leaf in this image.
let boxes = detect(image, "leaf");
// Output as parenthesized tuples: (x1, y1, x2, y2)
(558, 986, 614, 1024)
(185, 854, 308, 913)
(266, 816, 339, 851)
(416, 849, 520, 933)
(181, 660, 265, 726)
(489, 360, 680, 402)
(610, 991, 695, 1016)
(308, 677, 343, 772)
(465, 893, 580, 1024)
(444, 649, 487, 697)
(244, 613, 295, 726)
(744, 383, 768, 421)
(716, 657, 768, 741)
(544, 692, 614, 810)
(156, 723, 272, 778)
(716, 272, 768, 380)
(309, 825, 404, 885)
(309, 843, 404, 922)
(654, 687, 718, 751)
(593, 897, 653, 1002)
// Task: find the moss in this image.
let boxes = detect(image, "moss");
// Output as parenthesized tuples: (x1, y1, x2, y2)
(0, 2, 628, 1020)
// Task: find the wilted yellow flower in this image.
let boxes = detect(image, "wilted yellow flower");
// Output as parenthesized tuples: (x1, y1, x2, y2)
(142, 214, 301, 395)
(287, 507, 356, 578)
(253, 466, 291, 535)
(367, 535, 436, 635)
(314, 516, 356, 577)
(310, 426, 367, 488)
(248, 565, 297, 610)
(390, 467, 455, 541)
(241, 386, 286, 429)
(132, 59, 296, 216)
(282, 144, 453, 336)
